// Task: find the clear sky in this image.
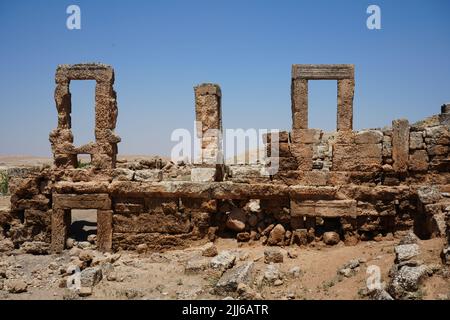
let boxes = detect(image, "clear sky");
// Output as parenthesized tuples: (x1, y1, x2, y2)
(0, 0, 449, 157)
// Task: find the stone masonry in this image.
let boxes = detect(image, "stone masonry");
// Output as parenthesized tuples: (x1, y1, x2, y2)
(2, 63, 449, 255)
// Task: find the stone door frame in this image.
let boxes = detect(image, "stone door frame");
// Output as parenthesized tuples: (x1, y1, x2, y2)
(51, 193, 113, 253)
(291, 64, 355, 131)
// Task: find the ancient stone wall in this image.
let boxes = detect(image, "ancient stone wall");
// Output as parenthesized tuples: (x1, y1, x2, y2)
(1, 63, 449, 255)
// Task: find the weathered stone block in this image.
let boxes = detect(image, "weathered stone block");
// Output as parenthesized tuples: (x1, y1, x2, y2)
(97, 210, 112, 252)
(53, 194, 111, 210)
(333, 144, 382, 171)
(190, 168, 216, 182)
(409, 132, 425, 150)
(291, 79, 308, 129)
(291, 199, 357, 217)
(298, 171, 328, 186)
(315, 200, 357, 217)
(134, 169, 163, 182)
(267, 142, 291, 157)
(291, 129, 322, 144)
(113, 203, 143, 214)
(392, 119, 410, 172)
(292, 64, 354, 80)
(113, 212, 190, 234)
(408, 150, 429, 172)
(426, 145, 449, 156)
(263, 131, 289, 143)
(337, 78, 354, 131)
(355, 130, 383, 144)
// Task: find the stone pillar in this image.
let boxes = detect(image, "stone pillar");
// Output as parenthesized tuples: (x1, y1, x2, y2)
(392, 119, 410, 173)
(440, 103, 450, 126)
(97, 210, 113, 252)
(192, 83, 223, 182)
(93, 79, 120, 170)
(291, 79, 308, 129)
(50, 79, 78, 168)
(337, 78, 355, 131)
(51, 209, 71, 253)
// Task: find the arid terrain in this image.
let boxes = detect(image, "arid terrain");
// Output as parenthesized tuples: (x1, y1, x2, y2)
(0, 211, 448, 300)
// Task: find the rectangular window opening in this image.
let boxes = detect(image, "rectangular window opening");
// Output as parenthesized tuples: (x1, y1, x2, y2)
(308, 80, 337, 131)
(70, 80, 96, 148)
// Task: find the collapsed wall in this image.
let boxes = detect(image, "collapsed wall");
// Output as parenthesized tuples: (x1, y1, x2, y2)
(1, 63, 449, 257)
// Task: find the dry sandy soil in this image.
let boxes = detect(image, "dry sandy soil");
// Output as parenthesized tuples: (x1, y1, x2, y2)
(1, 208, 449, 300)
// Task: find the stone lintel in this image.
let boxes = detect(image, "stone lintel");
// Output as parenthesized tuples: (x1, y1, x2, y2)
(55, 63, 114, 83)
(292, 64, 354, 80)
(53, 193, 111, 210)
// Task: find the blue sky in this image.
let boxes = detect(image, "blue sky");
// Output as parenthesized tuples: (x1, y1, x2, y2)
(0, 0, 449, 157)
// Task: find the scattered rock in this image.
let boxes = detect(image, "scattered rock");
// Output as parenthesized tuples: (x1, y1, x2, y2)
(226, 208, 246, 232)
(395, 244, 420, 263)
(368, 289, 394, 300)
(267, 224, 285, 246)
(185, 257, 210, 274)
(441, 247, 450, 265)
(77, 241, 91, 249)
(78, 250, 94, 264)
(338, 259, 361, 277)
(399, 231, 420, 245)
(287, 249, 298, 259)
(87, 234, 97, 244)
(236, 283, 262, 300)
(80, 267, 103, 288)
(20, 241, 49, 255)
(0, 239, 14, 252)
(5, 279, 27, 293)
(237, 232, 250, 242)
(215, 262, 254, 295)
(210, 251, 236, 271)
(274, 279, 283, 286)
(388, 265, 429, 299)
(78, 287, 93, 297)
(263, 264, 281, 283)
(136, 243, 148, 254)
(323, 232, 340, 245)
(291, 229, 308, 246)
(201, 243, 218, 257)
(66, 238, 76, 249)
(288, 266, 301, 278)
(264, 247, 283, 264)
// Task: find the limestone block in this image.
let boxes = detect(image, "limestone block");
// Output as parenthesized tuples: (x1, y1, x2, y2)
(113, 212, 191, 234)
(134, 169, 163, 182)
(291, 129, 322, 144)
(408, 150, 429, 172)
(291, 79, 308, 129)
(409, 132, 425, 150)
(392, 119, 410, 172)
(191, 167, 216, 182)
(355, 130, 383, 144)
(53, 194, 111, 210)
(97, 210, 112, 252)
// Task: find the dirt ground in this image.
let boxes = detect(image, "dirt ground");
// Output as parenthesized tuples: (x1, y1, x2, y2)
(1, 230, 449, 300)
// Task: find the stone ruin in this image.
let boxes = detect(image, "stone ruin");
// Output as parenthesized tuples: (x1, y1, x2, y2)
(1, 63, 449, 264)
